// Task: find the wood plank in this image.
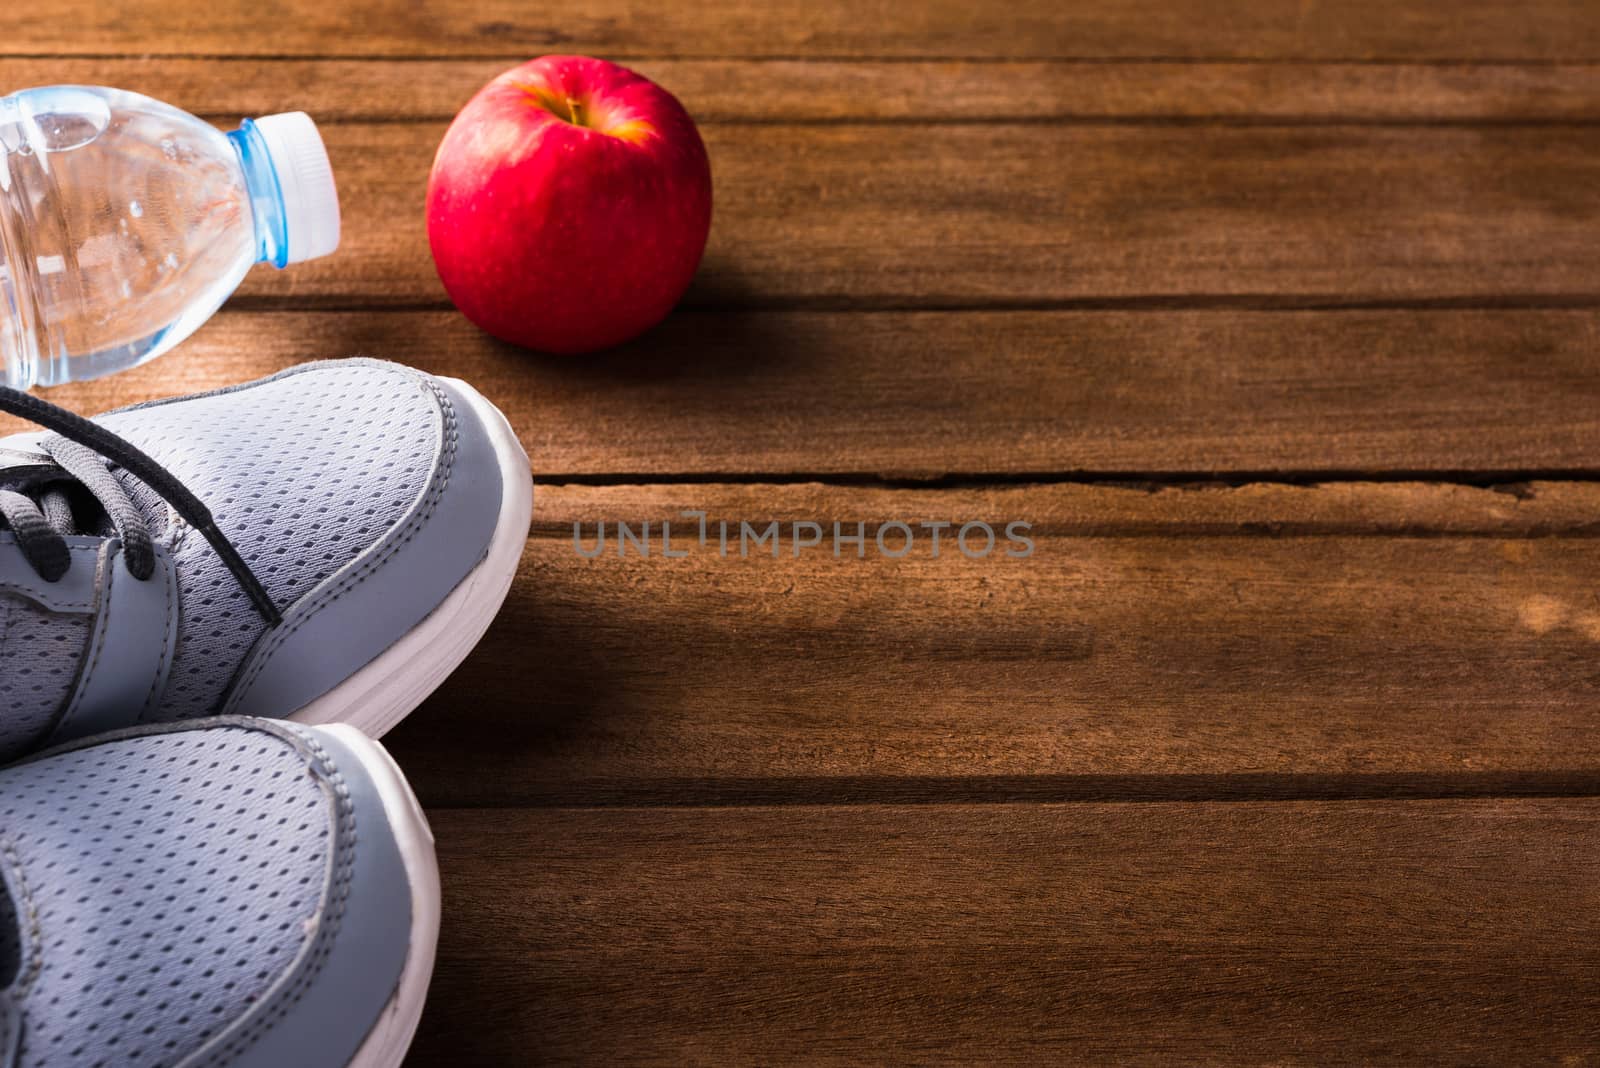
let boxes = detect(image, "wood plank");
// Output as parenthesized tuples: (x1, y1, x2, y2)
(206, 122, 1600, 307)
(15, 308, 1600, 478)
(10, 58, 1600, 123)
(2, 117, 1595, 308)
(379, 482, 1600, 806)
(412, 800, 1600, 1064)
(5, 0, 1599, 60)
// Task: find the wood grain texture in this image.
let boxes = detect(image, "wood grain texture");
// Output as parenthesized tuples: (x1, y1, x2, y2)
(14, 308, 1600, 478)
(525, 479, 1600, 537)
(7, 2, 1598, 1065)
(380, 482, 1600, 806)
(9, 58, 1600, 123)
(411, 801, 1600, 1064)
(200, 122, 1600, 308)
(6, 1, 1599, 60)
(6, 6, 1593, 1061)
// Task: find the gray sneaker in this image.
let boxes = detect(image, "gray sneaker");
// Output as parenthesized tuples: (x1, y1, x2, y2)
(0, 717, 439, 1067)
(0, 358, 532, 761)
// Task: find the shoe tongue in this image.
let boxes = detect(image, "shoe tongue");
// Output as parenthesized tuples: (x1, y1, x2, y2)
(0, 438, 96, 538)
(0, 433, 168, 544)
(109, 466, 173, 540)
(0, 430, 50, 474)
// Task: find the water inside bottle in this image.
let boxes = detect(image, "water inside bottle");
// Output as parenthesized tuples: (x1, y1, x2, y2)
(0, 87, 258, 386)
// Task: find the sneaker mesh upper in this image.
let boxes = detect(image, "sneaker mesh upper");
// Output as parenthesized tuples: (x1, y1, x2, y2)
(0, 725, 335, 1067)
(97, 361, 442, 719)
(0, 598, 93, 760)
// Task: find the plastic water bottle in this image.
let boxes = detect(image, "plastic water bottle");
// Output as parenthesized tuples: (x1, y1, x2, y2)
(0, 86, 340, 389)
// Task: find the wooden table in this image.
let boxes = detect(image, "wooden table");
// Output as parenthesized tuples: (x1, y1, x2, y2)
(8, 2, 1600, 1062)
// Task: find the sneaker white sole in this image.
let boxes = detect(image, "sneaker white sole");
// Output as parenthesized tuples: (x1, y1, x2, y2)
(320, 724, 443, 1068)
(288, 377, 532, 737)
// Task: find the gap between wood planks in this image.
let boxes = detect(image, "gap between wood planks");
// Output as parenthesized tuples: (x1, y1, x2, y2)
(527, 473, 1600, 499)
(10, 54, 1600, 64)
(218, 295, 1600, 313)
(415, 773, 1600, 807)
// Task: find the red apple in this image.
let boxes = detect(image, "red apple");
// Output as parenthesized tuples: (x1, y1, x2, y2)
(426, 55, 713, 354)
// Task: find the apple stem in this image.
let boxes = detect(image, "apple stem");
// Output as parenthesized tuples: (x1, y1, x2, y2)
(566, 97, 586, 127)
